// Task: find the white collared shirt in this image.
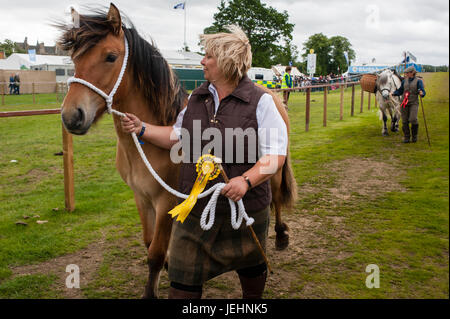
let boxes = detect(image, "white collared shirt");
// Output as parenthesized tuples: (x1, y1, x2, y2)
(173, 83, 288, 157)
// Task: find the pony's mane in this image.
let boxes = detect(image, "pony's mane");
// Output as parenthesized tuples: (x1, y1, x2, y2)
(56, 7, 186, 125)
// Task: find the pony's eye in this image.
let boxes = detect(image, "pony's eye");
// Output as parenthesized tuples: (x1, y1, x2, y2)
(106, 54, 118, 63)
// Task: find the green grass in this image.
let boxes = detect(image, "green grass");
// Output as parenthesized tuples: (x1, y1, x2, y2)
(0, 73, 448, 299)
(1, 93, 63, 111)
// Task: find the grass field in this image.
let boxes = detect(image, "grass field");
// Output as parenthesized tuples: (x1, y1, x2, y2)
(0, 73, 448, 299)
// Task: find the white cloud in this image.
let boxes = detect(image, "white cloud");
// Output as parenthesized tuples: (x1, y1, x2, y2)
(0, 0, 448, 65)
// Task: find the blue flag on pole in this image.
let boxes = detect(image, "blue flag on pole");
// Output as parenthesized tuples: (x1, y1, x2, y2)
(174, 2, 185, 9)
(28, 49, 36, 62)
(344, 51, 349, 65)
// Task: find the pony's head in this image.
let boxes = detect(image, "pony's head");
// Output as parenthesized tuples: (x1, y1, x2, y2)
(58, 3, 185, 135)
(376, 70, 395, 101)
(58, 4, 129, 135)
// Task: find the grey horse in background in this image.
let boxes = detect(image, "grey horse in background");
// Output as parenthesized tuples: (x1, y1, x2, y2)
(375, 69, 403, 136)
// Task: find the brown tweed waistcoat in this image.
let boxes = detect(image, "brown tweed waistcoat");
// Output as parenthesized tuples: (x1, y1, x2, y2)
(179, 76, 271, 214)
(404, 77, 420, 106)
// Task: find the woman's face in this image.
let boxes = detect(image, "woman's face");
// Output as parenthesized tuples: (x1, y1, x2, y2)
(201, 52, 223, 82)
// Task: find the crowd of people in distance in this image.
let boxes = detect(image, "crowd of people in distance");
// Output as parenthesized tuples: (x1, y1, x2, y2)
(276, 72, 358, 92)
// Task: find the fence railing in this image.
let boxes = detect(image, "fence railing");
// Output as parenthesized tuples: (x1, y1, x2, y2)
(274, 81, 377, 131)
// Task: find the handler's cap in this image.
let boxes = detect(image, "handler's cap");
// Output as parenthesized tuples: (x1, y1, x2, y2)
(405, 66, 417, 73)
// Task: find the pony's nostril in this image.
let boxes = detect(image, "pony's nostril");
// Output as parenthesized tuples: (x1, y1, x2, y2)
(76, 107, 85, 125)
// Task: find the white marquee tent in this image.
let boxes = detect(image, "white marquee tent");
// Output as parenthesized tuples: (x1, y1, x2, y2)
(272, 64, 304, 77)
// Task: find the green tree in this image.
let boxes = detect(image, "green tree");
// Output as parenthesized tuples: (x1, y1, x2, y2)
(329, 36, 355, 74)
(0, 39, 26, 57)
(203, 0, 297, 68)
(302, 33, 355, 76)
(302, 33, 331, 76)
(0, 39, 16, 57)
(421, 65, 449, 72)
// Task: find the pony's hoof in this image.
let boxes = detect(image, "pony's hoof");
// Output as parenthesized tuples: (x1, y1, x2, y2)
(275, 223, 289, 251)
(382, 132, 389, 136)
(276, 234, 289, 250)
(142, 290, 158, 299)
(142, 284, 158, 299)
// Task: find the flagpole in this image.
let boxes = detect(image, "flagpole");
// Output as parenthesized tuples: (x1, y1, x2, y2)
(184, 1, 187, 51)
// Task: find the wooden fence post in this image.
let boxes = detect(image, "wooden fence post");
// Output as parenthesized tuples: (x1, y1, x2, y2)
(351, 84, 355, 116)
(32, 82, 36, 105)
(368, 92, 371, 110)
(360, 88, 364, 113)
(305, 88, 311, 132)
(1, 83, 5, 106)
(56, 83, 60, 103)
(340, 84, 344, 120)
(62, 124, 75, 212)
(323, 86, 327, 127)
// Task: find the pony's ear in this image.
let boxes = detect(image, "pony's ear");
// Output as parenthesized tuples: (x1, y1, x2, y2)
(107, 3, 122, 35)
(70, 6, 80, 25)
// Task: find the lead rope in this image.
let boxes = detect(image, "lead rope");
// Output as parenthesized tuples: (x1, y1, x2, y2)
(66, 34, 254, 231)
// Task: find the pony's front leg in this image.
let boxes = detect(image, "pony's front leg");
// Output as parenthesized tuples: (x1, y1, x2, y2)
(391, 110, 400, 132)
(387, 106, 399, 132)
(133, 195, 159, 298)
(381, 112, 389, 136)
(391, 116, 399, 132)
(144, 193, 175, 299)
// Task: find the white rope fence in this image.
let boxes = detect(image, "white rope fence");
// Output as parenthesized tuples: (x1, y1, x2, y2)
(66, 34, 254, 231)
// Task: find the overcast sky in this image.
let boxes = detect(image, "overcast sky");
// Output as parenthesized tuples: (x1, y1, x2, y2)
(0, 0, 448, 65)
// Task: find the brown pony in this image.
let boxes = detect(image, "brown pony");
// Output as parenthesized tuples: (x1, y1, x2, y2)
(58, 3, 296, 298)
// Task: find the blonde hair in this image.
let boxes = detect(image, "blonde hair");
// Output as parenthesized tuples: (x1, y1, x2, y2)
(200, 25, 252, 85)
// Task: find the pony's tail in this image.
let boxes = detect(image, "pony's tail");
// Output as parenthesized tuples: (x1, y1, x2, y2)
(279, 149, 298, 209)
(254, 82, 297, 209)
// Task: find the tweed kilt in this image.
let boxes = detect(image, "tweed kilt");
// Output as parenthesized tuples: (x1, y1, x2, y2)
(168, 204, 270, 286)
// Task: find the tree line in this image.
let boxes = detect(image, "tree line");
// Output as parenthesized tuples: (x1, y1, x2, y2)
(0, 39, 26, 57)
(203, 0, 355, 76)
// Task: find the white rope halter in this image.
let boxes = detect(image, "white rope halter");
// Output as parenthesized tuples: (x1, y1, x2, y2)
(66, 34, 254, 231)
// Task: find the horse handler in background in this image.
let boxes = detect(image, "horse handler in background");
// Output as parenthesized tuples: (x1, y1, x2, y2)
(120, 25, 288, 299)
(392, 66, 426, 143)
(281, 66, 293, 107)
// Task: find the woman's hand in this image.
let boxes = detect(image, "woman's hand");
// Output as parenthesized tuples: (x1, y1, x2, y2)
(221, 176, 249, 202)
(121, 113, 142, 135)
